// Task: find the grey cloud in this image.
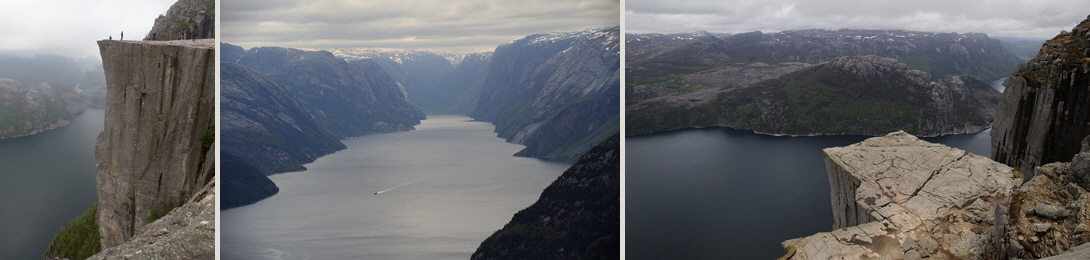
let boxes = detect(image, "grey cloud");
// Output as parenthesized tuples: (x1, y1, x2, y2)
(626, 0, 1089, 39)
(0, 0, 175, 58)
(224, 0, 620, 53)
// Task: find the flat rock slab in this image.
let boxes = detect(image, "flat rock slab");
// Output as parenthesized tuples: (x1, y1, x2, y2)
(784, 131, 1020, 259)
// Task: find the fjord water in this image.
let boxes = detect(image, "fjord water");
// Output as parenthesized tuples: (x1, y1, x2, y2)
(627, 127, 993, 259)
(0, 109, 103, 259)
(222, 115, 570, 259)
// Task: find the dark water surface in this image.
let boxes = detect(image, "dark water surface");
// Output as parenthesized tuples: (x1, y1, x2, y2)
(0, 109, 103, 259)
(626, 127, 992, 259)
(222, 115, 571, 259)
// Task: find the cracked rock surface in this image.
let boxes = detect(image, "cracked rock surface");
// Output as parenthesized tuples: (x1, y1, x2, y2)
(784, 131, 1020, 259)
(88, 178, 215, 259)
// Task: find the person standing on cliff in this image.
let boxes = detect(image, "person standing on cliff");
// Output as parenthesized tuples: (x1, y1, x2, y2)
(120, 31, 124, 41)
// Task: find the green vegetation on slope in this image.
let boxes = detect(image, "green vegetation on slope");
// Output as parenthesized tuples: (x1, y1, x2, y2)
(627, 64, 715, 96)
(44, 202, 101, 259)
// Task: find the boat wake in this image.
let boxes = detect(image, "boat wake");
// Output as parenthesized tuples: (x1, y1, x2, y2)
(374, 173, 447, 195)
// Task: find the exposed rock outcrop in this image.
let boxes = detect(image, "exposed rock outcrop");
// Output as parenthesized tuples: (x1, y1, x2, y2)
(991, 15, 1090, 178)
(995, 160, 1090, 259)
(470, 27, 620, 162)
(0, 78, 89, 139)
(784, 131, 1020, 259)
(1039, 242, 1090, 259)
(144, 0, 214, 40)
(473, 133, 619, 260)
(94, 39, 215, 249)
(627, 56, 1001, 137)
(88, 178, 215, 259)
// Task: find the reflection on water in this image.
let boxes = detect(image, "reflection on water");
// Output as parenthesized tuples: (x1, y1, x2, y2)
(222, 115, 570, 259)
(626, 127, 992, 259)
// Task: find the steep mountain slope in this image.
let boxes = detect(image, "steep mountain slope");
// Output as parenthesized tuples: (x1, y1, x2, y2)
(232, 45, 425, 138)
(329, 48, 493, 111)
(447, 52, 493, 114)
(628, 55, 1001, 136)
(220, 42, 244, 63)
(0, 78, 89, 139)
(992, 16, 1090, 177)
(221, 62, 345, 174)
(470, 27, 620, 162)
(345, 51, 454, 109)
(143, 0, 213, 40)
(473, 133, 619, 260)
(221, 151, 278, 209)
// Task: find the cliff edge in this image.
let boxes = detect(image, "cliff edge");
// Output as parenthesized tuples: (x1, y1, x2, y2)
(992, 15, 1090, 177)
(784, 131, 1019, 259)
(94, 39, 215, 249)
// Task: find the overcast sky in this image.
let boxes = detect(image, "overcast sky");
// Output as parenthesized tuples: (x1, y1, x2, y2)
(626, 0, 1090, 39)
(0, 0, 176, 59)
(223, 0, 620, 53)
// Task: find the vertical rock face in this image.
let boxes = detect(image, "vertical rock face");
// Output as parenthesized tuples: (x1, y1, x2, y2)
(784, 131, 1020, 259)
(470, 27, 620, 162)
(143, 0, 214, 40)
(473, 133, 619, 260)
(88, 177, 216, 259)
(992, 16, 1090, 177)
(94, 39, 215, 249)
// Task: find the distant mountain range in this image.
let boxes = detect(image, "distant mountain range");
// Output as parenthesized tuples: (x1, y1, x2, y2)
(0, 78, 90, 139)
(220, 27, 619, 208)
(327, 48, 488, 111)
(628, 29, 1024, 81)
(628, 55, 1001, 137)
(627, 29, 1027, 137)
